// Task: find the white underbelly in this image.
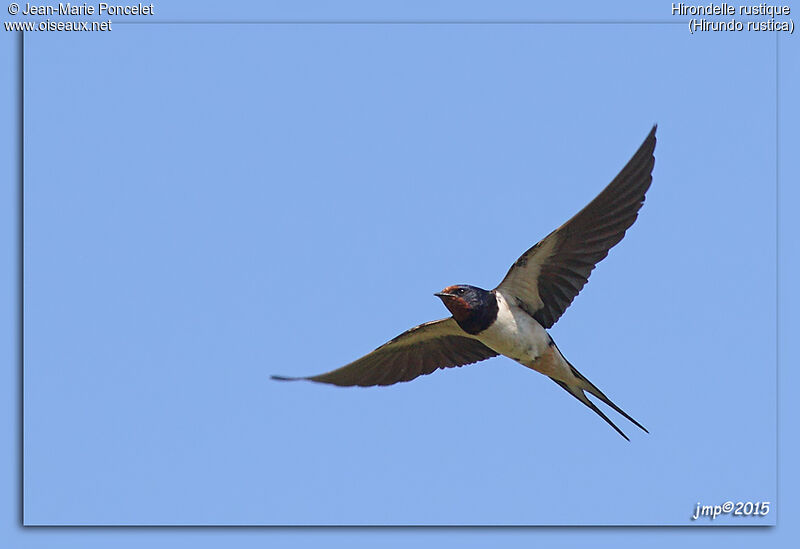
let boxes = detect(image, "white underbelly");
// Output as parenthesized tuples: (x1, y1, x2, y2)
(477, 291, 552, 364)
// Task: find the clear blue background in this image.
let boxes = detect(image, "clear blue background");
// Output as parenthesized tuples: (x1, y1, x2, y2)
(19, 7, 779, 526)
(2, 0, 798, 546)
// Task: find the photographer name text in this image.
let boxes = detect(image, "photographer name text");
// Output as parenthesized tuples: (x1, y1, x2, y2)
(19, 2, 153, 15)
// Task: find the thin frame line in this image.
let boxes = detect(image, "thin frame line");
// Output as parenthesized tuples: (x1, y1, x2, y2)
(18, 30, 24, 527)
(109, 20, 686, 25)
(774, 30, 780, 526)
(17, 23, 780, 528)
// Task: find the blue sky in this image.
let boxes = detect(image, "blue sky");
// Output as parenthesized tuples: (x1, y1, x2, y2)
(2, 0, 799, 547)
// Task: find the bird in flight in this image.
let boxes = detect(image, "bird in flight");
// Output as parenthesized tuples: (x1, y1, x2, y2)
(274, 126, 657, 440)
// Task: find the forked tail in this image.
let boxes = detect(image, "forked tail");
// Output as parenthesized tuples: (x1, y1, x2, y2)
(551, 360, 648, 441)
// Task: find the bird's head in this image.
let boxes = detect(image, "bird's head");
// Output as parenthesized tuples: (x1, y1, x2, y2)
(435, 285, 497, 334)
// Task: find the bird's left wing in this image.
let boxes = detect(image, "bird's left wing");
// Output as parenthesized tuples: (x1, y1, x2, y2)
(272, 318, 498, 387)
(496, 125, 657, 328)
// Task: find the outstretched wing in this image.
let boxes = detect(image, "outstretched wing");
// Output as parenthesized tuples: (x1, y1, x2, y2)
(496, 125, 657, 328)
(272, 318, 498, 387)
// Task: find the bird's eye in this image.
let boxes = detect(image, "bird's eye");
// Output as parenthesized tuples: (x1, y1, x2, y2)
(456, 288, 465, 295)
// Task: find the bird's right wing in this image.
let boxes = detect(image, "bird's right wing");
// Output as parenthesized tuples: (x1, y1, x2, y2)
(272, 318, 498, 387)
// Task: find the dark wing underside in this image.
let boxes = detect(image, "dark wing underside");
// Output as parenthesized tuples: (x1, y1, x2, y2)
(496, 125, 657, 328)
(272, 318, 498, 387)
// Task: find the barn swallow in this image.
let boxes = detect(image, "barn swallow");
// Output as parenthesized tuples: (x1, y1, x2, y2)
(273, 126, 657, 440)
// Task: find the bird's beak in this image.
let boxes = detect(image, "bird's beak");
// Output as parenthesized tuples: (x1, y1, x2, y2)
(434, 292, 452, 299)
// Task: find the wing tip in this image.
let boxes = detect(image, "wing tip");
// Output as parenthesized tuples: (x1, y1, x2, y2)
(640, 124, 658, 155)
(271, 374, 304, 382)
